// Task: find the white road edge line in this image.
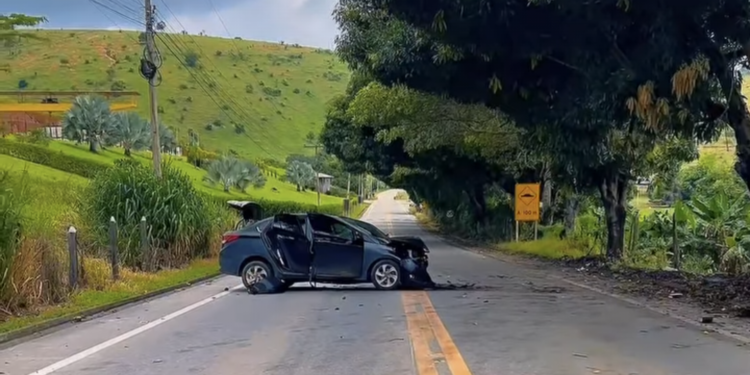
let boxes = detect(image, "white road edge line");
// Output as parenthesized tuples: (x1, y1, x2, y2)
(27, 284, 245, 375)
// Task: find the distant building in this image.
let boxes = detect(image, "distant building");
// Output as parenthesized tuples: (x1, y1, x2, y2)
(317, 173, 333, 193)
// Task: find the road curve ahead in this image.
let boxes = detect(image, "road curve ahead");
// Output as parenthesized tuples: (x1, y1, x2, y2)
(2, 190, 750, 375)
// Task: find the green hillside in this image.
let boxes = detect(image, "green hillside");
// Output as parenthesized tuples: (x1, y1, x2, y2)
(0, 30, 351, 160)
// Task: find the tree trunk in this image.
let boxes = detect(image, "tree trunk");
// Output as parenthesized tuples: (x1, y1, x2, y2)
(541, 167, 553, 225)
(296, 184, 301, 192)
(89, 139, 99, 153)
(563, 195, 579, 237)
(717, 51, 750, 191)
(598, 172, 629, 261)
(124, 148, 132, 157)
(466, 184, 488, 225)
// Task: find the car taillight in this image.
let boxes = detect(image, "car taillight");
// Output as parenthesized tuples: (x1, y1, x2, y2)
(222, 234, 240, 245)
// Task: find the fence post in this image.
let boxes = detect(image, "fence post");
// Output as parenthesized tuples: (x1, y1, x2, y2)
(67, 226, 78, 289)
(140, 216, 150, 271)
(109, 216, 120, 280)
(672, 211, 680, 270)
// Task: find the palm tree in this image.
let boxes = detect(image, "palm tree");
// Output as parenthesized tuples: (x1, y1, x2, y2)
(111, 112, 150, 157)
(236, 161, 266, 190)
(62, 95, 114, 153)
(158, 123, 177, 154)
(204, 156, 266, 192)
(286, 160, 315, 192)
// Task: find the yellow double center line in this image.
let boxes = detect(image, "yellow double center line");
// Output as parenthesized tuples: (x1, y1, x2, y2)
(402, 291, 472, 375)
(386, 204, 472, 375)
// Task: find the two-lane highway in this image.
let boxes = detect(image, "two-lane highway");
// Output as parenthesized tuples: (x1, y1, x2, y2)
(2, 190, 750, 375)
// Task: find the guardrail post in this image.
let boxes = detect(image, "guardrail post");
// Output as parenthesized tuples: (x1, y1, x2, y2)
(68, 226, 78, 289)
(109, 216, 120, 280)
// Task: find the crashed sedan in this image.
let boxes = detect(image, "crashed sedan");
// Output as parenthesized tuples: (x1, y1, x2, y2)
(219, 213, 433, 293)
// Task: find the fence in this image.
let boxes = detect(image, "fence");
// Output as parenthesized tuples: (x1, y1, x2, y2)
(66, 216, 151, 289)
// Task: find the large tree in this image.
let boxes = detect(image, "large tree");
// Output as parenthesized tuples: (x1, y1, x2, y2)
(332, 0, 725, 259)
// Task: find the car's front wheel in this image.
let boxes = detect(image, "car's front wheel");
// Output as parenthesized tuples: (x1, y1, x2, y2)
(370, 259, 401, 290)
(241, 260, 271, 290)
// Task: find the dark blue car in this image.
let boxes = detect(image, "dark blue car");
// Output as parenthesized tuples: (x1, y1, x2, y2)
(219, 213, 432, 291)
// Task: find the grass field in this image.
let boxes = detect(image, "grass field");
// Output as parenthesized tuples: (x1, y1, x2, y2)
(41, 139, 343, 205)
(0, 30, 350, 160)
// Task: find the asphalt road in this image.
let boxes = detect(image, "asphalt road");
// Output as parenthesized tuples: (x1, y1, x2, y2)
(2, 190, 750, 375)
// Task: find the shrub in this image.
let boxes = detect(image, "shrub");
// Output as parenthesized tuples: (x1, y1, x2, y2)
(15, 129, 51, 146)
(263, 87, 281, 97)
(79, 159, 223, 269)
(0, 138, 109, 178)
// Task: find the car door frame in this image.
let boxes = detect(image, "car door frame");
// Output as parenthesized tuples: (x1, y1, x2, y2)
(307, 214, 366, 280)
(261, 214, 312, 276)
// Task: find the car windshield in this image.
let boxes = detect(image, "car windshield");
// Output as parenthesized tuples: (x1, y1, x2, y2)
(340, 217, 389, 239)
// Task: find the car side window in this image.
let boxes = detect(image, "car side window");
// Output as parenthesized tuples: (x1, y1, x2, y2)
(331, 223, 354, 241)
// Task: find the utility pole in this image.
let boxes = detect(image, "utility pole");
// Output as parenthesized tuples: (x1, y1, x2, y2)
(144, 0, 162, 178)
(304, 141, 323, 206)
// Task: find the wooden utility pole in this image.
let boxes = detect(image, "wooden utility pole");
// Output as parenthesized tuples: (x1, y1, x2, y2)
(304, 141, 322, 206)
(144, 0, 162, 178)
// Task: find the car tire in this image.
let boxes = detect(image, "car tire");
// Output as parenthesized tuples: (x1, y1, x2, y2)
(370, 259, 401, 290)
(241, 260, 272, 290)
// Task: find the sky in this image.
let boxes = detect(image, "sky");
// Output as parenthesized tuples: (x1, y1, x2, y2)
(1, 0, 340, 49)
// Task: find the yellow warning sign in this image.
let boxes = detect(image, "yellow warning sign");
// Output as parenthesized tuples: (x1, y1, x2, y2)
(515, 183, 540, 222)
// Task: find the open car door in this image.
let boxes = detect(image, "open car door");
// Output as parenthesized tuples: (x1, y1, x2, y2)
(261, 214, 311, 276)
(307, 214, 365, 279)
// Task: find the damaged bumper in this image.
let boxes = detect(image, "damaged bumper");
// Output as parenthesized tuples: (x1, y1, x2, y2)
(400, 258, 435, 289)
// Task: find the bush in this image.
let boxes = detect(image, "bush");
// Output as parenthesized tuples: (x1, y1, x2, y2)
(79, 159, 227, 269)
(262, 87, 282, 97)
(0, 138, 109, 178)
(15, 129, 51, 146)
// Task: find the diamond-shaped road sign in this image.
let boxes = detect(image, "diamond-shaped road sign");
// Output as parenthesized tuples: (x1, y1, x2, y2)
(515, 183, 540, 222)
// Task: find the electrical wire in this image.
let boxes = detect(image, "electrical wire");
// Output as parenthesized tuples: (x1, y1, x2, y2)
(154, 3, 295, 156)
(93, 0, 293, 158)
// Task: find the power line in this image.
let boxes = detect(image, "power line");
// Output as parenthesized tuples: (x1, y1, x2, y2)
(154, 32, 278, 157)
(153, 7, 294, 157)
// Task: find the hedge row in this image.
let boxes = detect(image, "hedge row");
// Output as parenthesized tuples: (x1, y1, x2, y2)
(205, 195, 344, 218)
(0, 138, 110, 178)
(0, 138, 348, 217)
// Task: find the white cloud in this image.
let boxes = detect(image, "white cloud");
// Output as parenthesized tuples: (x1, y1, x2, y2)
(162, 0, 339, 49)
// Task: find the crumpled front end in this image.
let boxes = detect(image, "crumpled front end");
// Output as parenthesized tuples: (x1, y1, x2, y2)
(400, 258, 435, 289)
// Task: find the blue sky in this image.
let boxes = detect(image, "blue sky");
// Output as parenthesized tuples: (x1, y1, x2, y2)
(1, 0, 340, 48)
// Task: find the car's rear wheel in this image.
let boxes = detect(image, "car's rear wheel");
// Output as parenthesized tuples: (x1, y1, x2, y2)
(241, 260, 271, 290)
(371, 260, 401, 290)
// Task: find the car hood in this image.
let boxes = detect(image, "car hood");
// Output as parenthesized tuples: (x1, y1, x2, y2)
(388, 236, 428, 252)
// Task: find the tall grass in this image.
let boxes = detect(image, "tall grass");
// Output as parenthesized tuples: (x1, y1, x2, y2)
(0, 170, 26, 305)
(79, 159, 232, 269)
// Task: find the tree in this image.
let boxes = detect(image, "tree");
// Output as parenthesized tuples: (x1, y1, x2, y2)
(332, 0, 723, 260)
(204, 156, 265, 192)
(0, 14, 47, 44)
(158, 124, 178, 154)
(111, 112, 150, 157)
(285, 160, 315, 192)
(62, 95, 114, 153)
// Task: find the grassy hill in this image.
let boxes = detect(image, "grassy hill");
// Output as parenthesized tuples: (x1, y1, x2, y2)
(0, 30, 351, 160)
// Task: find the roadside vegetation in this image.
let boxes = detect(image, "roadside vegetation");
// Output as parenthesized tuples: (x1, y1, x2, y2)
(322, 1, 750, 316)
(0, 15, 375, 333)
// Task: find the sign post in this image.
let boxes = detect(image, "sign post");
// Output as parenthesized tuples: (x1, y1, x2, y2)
(514, 183, 541, 242)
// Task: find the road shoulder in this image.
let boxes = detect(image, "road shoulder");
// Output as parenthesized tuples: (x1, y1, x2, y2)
(415, 220, 750, 346)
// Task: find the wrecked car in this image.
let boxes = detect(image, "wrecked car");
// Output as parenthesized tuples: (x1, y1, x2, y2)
(219, 213, 433, 292)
